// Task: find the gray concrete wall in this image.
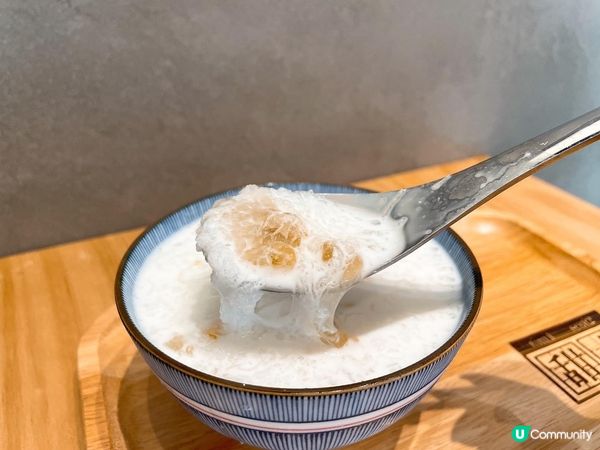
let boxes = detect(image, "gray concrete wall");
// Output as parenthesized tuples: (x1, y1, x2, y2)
(1, 1, 599, 256)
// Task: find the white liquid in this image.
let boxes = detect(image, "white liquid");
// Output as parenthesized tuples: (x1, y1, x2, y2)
(133, 220, 465, 388)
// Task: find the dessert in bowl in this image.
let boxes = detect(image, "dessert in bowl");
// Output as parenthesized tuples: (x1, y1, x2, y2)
(115, 183, 482, 450)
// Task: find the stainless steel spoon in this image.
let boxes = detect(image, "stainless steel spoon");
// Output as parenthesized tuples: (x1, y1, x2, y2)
(266, 107, 600, 292)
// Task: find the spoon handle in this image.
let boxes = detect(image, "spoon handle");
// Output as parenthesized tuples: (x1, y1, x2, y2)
(446, 107, 600, 195)
(394, 107, 600, 254)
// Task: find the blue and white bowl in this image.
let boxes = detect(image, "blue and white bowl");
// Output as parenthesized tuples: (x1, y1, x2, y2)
(115, 183, 482, 450)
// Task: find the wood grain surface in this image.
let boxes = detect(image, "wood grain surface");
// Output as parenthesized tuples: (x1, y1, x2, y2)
(2, 156, 600, 449)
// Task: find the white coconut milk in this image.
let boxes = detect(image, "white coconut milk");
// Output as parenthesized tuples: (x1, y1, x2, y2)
(133, 219, 464, 388)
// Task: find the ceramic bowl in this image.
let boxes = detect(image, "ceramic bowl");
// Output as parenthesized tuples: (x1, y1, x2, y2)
(115, 183, 482, 450)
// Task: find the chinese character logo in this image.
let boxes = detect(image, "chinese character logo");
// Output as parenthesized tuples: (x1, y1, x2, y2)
(512, 425, 531, 442)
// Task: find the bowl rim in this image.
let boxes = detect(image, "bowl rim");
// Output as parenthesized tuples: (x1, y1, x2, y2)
(115, 182, 483, 397)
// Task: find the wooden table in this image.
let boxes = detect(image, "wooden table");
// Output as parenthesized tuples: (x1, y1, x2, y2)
(2, 156, 600, 449)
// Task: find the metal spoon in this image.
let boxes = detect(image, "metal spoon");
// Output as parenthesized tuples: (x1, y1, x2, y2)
(266, 107, 600, 292)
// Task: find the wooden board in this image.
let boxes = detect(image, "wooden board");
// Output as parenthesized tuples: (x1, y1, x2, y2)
(76, 210, 600, 449)
(2, 155, 600, 449)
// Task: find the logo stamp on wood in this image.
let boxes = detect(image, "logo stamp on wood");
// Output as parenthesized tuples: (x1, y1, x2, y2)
(511, 311, 600, 403)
